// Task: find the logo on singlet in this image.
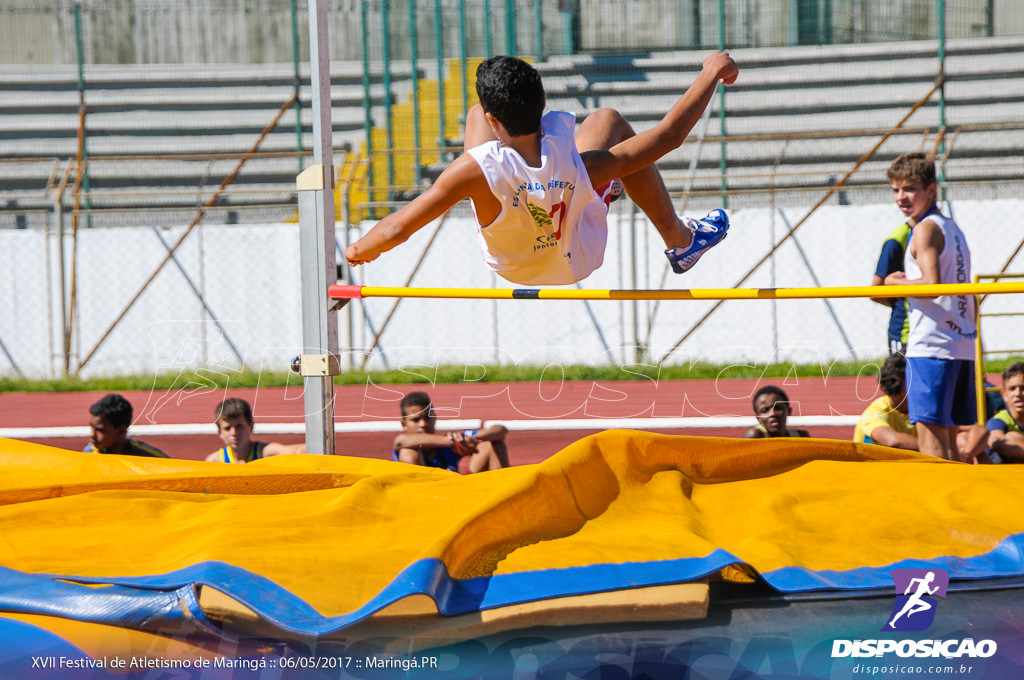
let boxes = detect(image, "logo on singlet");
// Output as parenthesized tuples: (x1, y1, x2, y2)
(528, 202, 554, 229)
(534, 233, 558, 251)
(528, 202, 561, 251)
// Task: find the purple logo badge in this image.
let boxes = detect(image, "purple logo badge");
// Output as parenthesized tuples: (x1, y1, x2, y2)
(882, 568, 949, 632)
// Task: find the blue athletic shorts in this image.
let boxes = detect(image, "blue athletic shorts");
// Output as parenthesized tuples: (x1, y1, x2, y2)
(906, 357, 977, 427)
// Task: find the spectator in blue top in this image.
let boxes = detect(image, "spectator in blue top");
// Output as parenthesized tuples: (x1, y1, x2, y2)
(870, 222, 911, 355)
(394, 391, 510, 473)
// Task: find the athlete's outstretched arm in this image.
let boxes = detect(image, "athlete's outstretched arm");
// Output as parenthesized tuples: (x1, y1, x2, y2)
(583, 51, 738, 190)
(344, 155, 488, 266)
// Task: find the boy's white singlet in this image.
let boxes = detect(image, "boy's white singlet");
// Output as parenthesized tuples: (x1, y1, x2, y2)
(467, 111, 609, 285)
(904, 212, 977, 360)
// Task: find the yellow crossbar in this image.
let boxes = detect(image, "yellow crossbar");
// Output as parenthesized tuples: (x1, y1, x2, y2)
(329, 281, 1024, 302)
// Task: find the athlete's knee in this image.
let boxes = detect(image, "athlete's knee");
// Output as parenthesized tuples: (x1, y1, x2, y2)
(586, 108, 634, 138)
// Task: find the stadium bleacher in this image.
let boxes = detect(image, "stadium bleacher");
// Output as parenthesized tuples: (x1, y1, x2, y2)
(1, 36, 1022, 227)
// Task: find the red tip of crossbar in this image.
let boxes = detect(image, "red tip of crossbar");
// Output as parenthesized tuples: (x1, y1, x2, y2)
(329, 285, 364, 299)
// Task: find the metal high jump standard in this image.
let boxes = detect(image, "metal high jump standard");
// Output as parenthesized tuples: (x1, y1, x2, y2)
(296, 0, 339, 456)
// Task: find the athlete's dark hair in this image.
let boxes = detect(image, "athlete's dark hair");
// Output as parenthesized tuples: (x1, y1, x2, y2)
(878, 353, 907, 399)
(752, 385, 791, 412)
(400, 391, 433, 419)
(475, 55, 545, 137)
(89, 393, 133, 430)
(1003, 362, 1024, 385)
(887, 152, 936, 187)
(214, 397, 254, 425)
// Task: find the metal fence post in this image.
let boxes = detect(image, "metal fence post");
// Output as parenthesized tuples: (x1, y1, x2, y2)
(505, 0, 517, 55)
(361, 1, 374, 215)
(459, 0, 469, 118)
(410, 0, 423, 183)
(291, 0, 304, 174)
(434, 0, 446, 144)
(717, 0, 728, 207)
(534, 0, 544, 60)
(484, 0, 493, 56)
(73, 0, 92, 227)
(938, 0, 948, 192)
(382, 0, 394, 197)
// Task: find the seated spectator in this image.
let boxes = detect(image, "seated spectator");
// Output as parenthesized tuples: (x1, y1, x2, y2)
(982, 378, 1006, 422)
(961, 362, 1024, 464)
(854, 354, 918, 450)
(85, 393, 168, 458)
(394, 391, 510, 473)
(742, 386, 810, 439)
(206, 397, 305, 463)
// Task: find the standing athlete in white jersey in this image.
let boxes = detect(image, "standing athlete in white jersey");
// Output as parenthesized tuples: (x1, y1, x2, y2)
(884, 152, 977, 460)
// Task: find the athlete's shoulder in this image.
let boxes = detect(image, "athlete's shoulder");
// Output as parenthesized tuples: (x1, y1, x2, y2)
(126, 438, 169, 458)
(991, 409, 1020, 432)
(885, 222, 911, 245)
(249, 441, 266, 461)
(542, 110, 576, 137)
(433, 153, 490, 199)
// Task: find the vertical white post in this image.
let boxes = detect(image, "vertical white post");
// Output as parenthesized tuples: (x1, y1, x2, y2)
(296, 0, 338, 456)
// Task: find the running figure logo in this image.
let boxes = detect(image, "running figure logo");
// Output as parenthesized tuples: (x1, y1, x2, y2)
(882, 568, 949, 632)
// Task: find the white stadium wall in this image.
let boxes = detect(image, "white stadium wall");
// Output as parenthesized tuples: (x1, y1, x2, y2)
(1, 199, 1022, 379)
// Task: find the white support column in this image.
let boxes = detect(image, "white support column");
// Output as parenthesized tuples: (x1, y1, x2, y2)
(297, 0, 338, 456)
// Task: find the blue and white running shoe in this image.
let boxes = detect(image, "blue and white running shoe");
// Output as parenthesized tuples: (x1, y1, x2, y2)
(664, 209, 729, 274)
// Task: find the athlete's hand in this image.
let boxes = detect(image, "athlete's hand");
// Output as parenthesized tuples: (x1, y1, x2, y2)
(344, 243, 378, 266)
(884, 271, 907, 286)
(704, 51, 738, 86)
(447, 431, 478, 457)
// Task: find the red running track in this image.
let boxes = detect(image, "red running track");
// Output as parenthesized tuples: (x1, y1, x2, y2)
(0, 376, 886, 466)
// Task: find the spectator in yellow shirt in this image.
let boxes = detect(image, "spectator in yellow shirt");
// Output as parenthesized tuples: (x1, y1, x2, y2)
(854, 354, 917, 449)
